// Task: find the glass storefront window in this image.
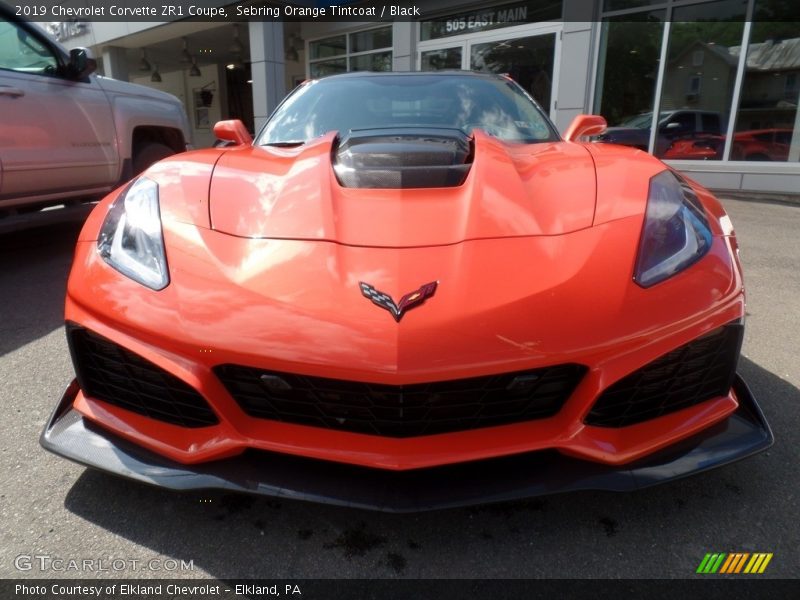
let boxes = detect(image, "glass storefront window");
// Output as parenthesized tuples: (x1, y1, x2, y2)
(733, 0, 800, 162)
(470, 34, 556, 110)
(594, 12, 665, 147)
(350, 27, 392, 53)
(596, 0, 800, 169)
(350, 51, 392, 72)
(309, 59, 346, 78)
(420, 47, 463, 71)
(310, 36, 345, 60)
(654, 0, 746, 159)
(309, 28, 392, 77)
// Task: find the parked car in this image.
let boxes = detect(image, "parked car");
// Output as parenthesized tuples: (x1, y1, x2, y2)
(594, 110, 723, 156)
(663, 129, 794, 161)
(42, 72, 772, 511)
(663, 134, 724, 160)
(730, 129, 793, 162)
(0, 3, 191, 214)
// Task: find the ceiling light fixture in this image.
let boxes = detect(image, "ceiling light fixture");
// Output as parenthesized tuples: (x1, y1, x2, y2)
(285, 33, 303, 62)
(139, 48, 151, 71)
(180, 37, 192, 63)
(226, 57, 245, 70)
(229, 24, 244, 54)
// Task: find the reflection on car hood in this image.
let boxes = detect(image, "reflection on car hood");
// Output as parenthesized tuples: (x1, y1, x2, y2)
(208, 130, 598, 247)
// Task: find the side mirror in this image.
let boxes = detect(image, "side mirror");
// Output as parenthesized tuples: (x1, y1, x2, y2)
(68, 48, 96, 79)
(213, 120, 253, 146)
(563, 114, 607, 142)
(662, 122, 682, 131)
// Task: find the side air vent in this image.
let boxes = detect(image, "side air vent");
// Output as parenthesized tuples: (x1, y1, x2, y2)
(585, 322, 743, 428)
(67, 324, 218, 428)
(333, 128, 473, 189)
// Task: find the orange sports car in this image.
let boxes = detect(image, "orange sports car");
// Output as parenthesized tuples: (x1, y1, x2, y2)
(42, 72, 772, 511)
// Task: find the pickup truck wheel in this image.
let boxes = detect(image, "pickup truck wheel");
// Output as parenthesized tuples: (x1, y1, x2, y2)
(132, 142, 174, 175)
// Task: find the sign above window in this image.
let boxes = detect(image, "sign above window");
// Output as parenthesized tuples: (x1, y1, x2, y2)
(420, 1, 562, 41)
(46, 21, 90, 42)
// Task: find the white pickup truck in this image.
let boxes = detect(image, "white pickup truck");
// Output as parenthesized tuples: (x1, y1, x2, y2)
(0, 4, 192, 214)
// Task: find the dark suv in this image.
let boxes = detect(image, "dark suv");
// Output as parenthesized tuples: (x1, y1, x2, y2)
(594, 110, 723, 156)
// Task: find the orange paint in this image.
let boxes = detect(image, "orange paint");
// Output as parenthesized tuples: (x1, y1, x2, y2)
(66, 125, 745, 471)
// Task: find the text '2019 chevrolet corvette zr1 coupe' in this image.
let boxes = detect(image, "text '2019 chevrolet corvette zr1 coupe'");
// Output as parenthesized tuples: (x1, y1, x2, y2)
(41, 72, 772, 512)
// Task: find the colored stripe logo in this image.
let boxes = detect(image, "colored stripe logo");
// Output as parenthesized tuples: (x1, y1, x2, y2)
(696, 553, 773, 574)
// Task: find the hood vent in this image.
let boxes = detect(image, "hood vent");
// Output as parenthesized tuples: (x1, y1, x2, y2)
(333, 128, 473, 189)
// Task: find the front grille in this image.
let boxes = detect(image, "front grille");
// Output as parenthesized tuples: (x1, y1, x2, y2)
(67, 325, 218, 428)
(585, 322, 743, 428)
(215, 364, 586, 438)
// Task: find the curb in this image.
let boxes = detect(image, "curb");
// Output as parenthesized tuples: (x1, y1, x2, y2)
(713, 190, 800, 208)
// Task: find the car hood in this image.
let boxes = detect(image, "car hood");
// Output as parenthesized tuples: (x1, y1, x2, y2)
(207, 130, 597, 247)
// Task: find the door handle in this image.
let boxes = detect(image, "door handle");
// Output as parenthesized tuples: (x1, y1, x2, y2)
(0, 86, 25, 97)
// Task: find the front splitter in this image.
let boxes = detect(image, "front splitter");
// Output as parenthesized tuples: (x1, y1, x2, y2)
(40, 375, 773, 512)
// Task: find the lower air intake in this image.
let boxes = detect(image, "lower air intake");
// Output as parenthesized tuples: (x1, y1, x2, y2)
(67, 325, 218, 428)
(585, 321, 743, 428)
(215, 364, 586, 438)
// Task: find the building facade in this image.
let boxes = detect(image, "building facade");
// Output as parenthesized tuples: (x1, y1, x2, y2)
(62, 0, 800, 193)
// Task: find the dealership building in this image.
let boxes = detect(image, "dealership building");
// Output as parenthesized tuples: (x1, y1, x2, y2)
(57, 0, 800, 193)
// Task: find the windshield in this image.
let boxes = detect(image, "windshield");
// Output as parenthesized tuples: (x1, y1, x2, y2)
(257, 74, 558, 145)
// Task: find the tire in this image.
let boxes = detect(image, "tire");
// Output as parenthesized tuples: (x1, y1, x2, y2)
(132, 142, 175, 175)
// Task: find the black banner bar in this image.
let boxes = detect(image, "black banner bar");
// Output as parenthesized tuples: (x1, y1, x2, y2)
(3, 579, 800, 600)
(9, 0, 784, 23)
(10, 1, 458, 23)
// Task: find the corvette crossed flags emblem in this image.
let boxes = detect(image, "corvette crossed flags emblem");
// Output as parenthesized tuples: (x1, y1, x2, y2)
(359, 281, 438, 322)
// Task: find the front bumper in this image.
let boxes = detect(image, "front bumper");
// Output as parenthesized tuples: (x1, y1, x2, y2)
(41, 375, 772, 512)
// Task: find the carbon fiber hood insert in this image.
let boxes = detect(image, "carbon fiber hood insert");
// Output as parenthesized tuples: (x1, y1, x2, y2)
(333, 128, 473, 189)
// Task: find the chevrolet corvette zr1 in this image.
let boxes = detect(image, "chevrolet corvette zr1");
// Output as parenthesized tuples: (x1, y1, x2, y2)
(41, 72, 772, 511)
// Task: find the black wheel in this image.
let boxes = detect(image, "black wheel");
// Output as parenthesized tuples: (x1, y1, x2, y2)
(132, 142, 174, 175)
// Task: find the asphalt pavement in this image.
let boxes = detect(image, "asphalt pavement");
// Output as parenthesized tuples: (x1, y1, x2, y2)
(0, 197, 797, 580)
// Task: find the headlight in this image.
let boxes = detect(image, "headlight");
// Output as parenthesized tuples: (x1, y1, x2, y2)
(634, 170, 712, 288)
(98, 177, 169, 290)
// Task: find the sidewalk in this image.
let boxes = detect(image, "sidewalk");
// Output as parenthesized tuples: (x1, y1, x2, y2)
(713, 190, 800, 207)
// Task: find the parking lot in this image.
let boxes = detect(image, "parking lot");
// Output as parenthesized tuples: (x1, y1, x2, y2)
(0, 197, 797, 580)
